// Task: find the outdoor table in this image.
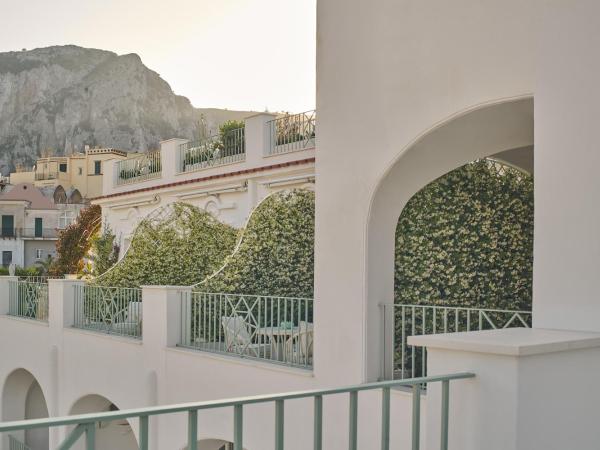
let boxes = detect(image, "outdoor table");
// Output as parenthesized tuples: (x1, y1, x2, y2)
(256, 326, 299, 362)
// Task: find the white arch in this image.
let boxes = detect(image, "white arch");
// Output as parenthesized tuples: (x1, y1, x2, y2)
(2, 368, 50, 449)
(365, 96, 534, 380)
(67, 394, 138, 450)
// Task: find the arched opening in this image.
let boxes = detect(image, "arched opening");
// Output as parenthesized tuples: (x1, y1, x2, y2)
(53, 185, 67, 204)
(366, 96, 534, 381)
(183, 439, 235, 450)
(68, 188, 83, 204)
(2, 368, 50, 450)
(68, 395, 138, 450)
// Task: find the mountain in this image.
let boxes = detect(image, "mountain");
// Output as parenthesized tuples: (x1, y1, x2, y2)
(0, 45, 253, 174)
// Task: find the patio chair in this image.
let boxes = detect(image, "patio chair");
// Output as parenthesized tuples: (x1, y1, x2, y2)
(284, 321, 314, 366)
(112, 301, 142, 337)
(221, 316, 270, 358)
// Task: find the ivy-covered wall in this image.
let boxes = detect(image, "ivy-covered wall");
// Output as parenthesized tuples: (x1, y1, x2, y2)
(199, 189, 315, 298)
(395, 159, 534, 311)
(94, 203, 237, 287)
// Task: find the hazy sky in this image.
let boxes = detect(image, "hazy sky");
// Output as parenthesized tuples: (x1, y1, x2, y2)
(0, 0, 316, 112)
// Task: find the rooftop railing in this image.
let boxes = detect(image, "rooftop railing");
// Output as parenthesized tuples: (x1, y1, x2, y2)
(0, 372, 475, 450)
(116, 150, 162, 186)
(34, 171, 59, 181)
(266, 110, 316, 156)
(8, 435, 31, 450)
(73, 285, 143, 339)
(381, 303, 532, 380)
(8, 280, 49, 322)
(179, 127, 246, 173)
(180, 292, 314, 369)
(20, 228, 58, 239)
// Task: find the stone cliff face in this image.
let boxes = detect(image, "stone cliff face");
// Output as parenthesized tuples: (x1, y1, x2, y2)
(0, 45, 251, 174)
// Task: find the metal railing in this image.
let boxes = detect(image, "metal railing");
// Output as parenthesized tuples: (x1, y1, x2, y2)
(34, 172, 59, 181)
(180, 292, 314, 369)
(8, 280, 49, 322)
(8, 435, 31, 450)
(73, 285, 143, 339)
(0, 372, 474, 450)
(116, 150, 162, 186)
(266, 110, 316, 156)
(20, 228, 58, 239)
(381, 303, 532, 380)
(179, 127, 245, 173)
(18, 276, 63, 284)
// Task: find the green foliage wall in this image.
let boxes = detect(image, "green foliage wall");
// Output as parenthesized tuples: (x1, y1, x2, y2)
(395, 160, 533, 311)
(94, 203, 237, 288)
(199, 189, 315, 298)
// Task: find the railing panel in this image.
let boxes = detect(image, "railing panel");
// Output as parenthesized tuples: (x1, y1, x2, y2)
(179, 127, 245, 173)
(73, 285, 143, 339)
(8, 281, 49, 322)
(8, 435, 31, 450)
(180, 292, 314, 369)
(0, 373, 475, 450)
(382, 303, 532, 380)
(116, 150, 162, 186)
(266, 110, 316, 156)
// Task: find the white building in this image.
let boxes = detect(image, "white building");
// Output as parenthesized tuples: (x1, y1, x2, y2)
(93, 112, 316, 256)
(2, 2, 600, 450)
(0, 184, 83, 268)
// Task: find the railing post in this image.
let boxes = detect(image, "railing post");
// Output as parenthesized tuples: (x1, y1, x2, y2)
(412, 384, 421, 450)
(275, 399, 284, 450)
(234, 404, 243, 450)
(0, 276, 18, 315)
(187, 410, 197, 450)
(48, 278, 84, 330)
(440, 380, 449, 450)
(381, 387, 390, 450)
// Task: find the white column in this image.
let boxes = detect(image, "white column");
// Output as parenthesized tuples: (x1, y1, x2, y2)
(47, 278, 84, 330)
(410, 328, 600, 450)
(141, 285, 191, 450)
(0, 276, 18, 315)
(243, 113, 277, 166)
(159, 138, 189, 177)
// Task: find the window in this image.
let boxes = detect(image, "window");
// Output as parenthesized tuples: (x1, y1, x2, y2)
(35, 249, 43, 260)
(59, 163, 67, 173)
(94, 161, 101, 175)
(2, 251, 12, 267)
(34, 217, 43, 237)
(59, 210, 75, 229)
(1, 215, 14, 237)
(78, 167, 83, 176)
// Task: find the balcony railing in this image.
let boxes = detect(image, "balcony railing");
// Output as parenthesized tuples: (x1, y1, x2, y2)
(381, 303, 532, 380)
(266, 110, 316, 156)
(73, 285, 143, 339)
(0, 372, 474, 450)
(8, 280, 49, 322)
(20, 228, 58, 239)
(34, 171, 59, 181)
(179, 127, 245, 173)
(116, 151, 162, 186)
(8, 435, 31, 450)
(18, 276, 63, 284)
(180, 292, 314, 369)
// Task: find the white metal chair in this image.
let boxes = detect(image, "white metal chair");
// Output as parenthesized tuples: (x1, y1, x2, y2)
(221, 316, 270, 358)
(112, 301, 142, 336)
(284, 321, 313, 365)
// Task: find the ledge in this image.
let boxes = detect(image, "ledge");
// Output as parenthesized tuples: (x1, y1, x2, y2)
(408, 328, 600, 356)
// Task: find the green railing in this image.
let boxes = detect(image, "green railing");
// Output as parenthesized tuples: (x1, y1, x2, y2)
(8, 435, 31, 450)
(179, 127, 245, 173)
(116, 150, 162, 186)
(180, 292, 314, 369)
(73, 285, 143, 339)
(0, 373, 474, 450)
(266, 110, 316, 156)
(8, 280, 49, 322)
(381, 303, 532, 380)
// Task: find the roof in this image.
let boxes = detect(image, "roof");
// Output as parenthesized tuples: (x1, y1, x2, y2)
(0, 183, 56, 209)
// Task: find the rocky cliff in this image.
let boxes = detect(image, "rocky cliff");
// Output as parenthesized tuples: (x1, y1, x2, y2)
(0, 45, 252, 174)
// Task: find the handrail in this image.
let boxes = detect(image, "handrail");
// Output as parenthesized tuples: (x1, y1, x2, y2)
(0, 372, 474, 450)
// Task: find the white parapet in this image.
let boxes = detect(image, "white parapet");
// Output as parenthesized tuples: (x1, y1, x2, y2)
(409, 328, 600, 450)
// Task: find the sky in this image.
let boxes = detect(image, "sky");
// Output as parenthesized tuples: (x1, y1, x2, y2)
(0, 0, 316, 113)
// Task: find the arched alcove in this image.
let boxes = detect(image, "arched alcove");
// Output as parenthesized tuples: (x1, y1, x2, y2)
(68, 394, 138, 450)
(2, 368, 50, 450)
(365, 96, 534, 380)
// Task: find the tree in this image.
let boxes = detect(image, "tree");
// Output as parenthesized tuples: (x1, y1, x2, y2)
(90, 224, 119, 276)
(50, 205, 101, 276)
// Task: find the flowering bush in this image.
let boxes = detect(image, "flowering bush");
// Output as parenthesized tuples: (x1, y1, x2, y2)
(93, 203, 237, 287)
(395, 159, 533, 311)
(199, 189, 315, 298)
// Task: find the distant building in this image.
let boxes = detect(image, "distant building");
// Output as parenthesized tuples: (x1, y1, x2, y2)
(9, 146, 129, 200)
(0, 183, 85, 268)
